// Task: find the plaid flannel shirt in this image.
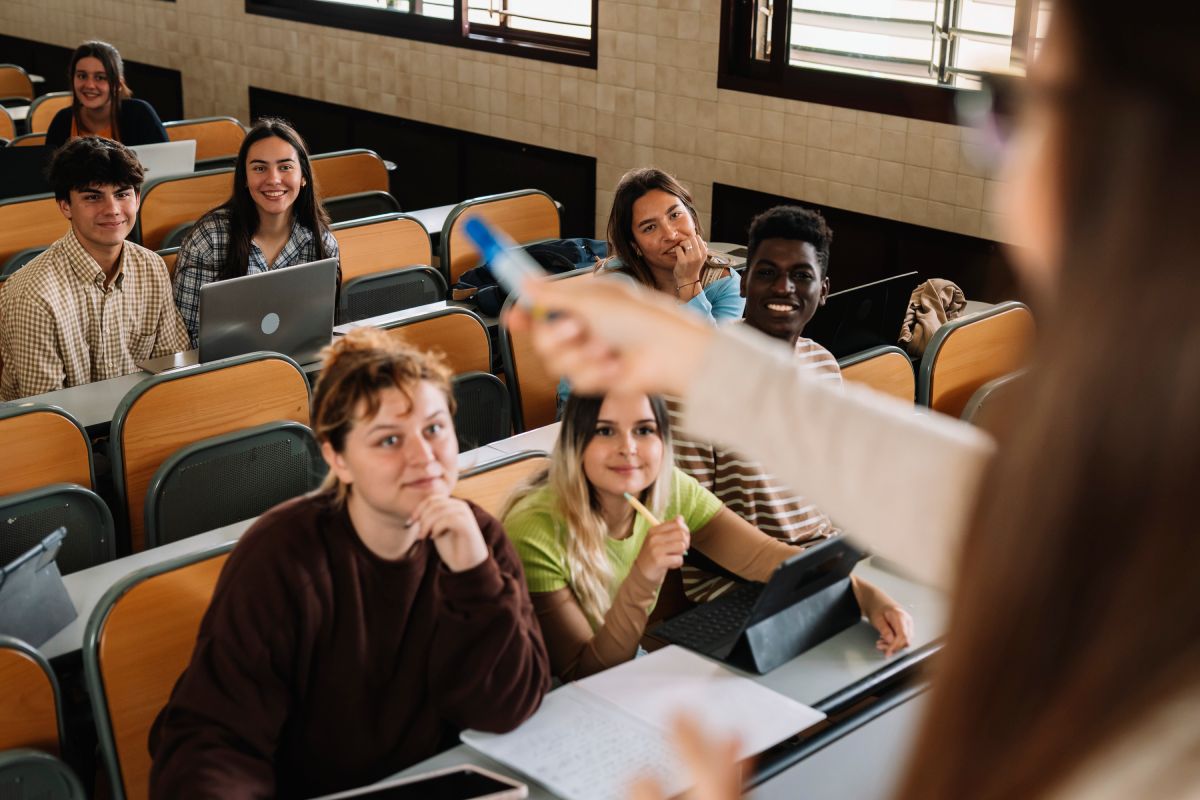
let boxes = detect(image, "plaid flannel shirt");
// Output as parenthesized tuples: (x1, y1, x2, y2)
(0, 229, 189, 401)
(172, 210, 340, 346)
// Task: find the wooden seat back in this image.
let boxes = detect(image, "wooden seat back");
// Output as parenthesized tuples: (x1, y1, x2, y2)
(961, 369, 1026, 428)
(311, 149, 389, 199)
(0, 195, 68, 266)
(137, 168, 234, 251)
(10, 132, 47, 147)
(0, 65, 34, 102)
(499, 267, 592, 431)
(839, 345, 915, 403)
(332, 214, 432, 282)
(441, 190, 560, 285)
(111, 355, 310, 552)
(0, 637, 62, 754)
(28, 92, 71, 134)
(85, 544, 234, 800)
(0, 405, 93, 493)
(455, 453, 550, 518)
(0, 105, 14, 141)
(164, 117, 245, 161)
(918, 302, 1035, 417)
(382, 308, 490, 375)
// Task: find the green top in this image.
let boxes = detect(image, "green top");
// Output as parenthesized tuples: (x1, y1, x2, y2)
(503, 467, 724, 597)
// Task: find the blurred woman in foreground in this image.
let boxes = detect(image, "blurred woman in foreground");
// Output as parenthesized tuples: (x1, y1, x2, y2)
(513, 1, 1200, 796)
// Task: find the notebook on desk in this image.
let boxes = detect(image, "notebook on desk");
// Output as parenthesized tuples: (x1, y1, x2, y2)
(651, 536, 864, 674)
(462, 646, 824, 800)
(139, 257, 337, 373)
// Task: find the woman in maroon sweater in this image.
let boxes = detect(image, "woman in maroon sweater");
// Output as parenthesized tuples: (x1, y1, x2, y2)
(149, 328, 550, 799)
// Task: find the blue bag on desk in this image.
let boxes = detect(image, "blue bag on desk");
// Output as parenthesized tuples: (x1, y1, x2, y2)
(451, 238, 607, 316)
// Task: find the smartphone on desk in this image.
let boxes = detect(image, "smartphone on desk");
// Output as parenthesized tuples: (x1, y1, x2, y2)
(312, 764, 528, 800)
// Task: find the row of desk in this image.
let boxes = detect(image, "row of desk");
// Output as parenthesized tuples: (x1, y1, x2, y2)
(42, 420, 562, 662)
(39, 413, 942, 799)
(390, 558, 942, 800)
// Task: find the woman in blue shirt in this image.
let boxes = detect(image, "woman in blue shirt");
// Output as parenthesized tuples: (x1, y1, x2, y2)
(597, 168, 742, 321)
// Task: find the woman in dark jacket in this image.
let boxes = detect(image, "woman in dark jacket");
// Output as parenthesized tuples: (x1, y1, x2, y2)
(45, 41, 168, 148)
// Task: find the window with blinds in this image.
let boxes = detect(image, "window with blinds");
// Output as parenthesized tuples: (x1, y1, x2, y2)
(724, 0, 1051, 122)
(786, 0, 1051, 86)
(248, 0, 596, 67)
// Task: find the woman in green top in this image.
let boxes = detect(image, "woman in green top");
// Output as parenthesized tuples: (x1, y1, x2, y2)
(503, 391, 912, 680)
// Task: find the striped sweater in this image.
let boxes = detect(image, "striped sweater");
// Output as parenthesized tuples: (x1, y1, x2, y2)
(672, 336, 843, 602)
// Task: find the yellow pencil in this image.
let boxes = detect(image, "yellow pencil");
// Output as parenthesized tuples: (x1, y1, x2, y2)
(623, 492, 661, 527)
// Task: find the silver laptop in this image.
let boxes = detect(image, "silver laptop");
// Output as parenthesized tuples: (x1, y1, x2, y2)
(130, 140, 196, 179)
(140, 258, 338, 373)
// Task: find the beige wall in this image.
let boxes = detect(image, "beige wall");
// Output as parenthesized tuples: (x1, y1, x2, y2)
(1, 0, 1010, 242)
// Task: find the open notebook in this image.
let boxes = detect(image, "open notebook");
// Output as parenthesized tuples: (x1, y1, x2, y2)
(461, 646, 825, 800)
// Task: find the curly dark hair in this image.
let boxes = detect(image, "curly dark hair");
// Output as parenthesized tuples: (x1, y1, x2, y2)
(746, 205, 833, 277)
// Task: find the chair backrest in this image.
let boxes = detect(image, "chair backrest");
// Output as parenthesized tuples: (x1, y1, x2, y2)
(961, 369, 1026, 428)
(145, 421, 326, 548)
(452, 371, 512, 450)
(1, 246, 47, 279)
(159, 221, 194, 250)
(0, 484, 115, 574)
(838, 345, 915, 403)
(0, 194, 68, 266)
(0, 105, 14, 141)
(163, 116, 245, 162)
(455, 452, 550, 518)
(325, 190, 401, 224)
(9, 132, 47, 147)
(332, 213, 432, 283)
(0, 636, 63, 754)
(0, 749, 84, 799)
(28, 92, 71, 134)
(84, 543, 235, 800)
(498, 266, 593, 431)
(337, 265, 447, 324)
(917, 301, 1035, 418)
(156, 246, 179, 276)
(311, 149, 389, 199)
(382, 307, 491, 375)
(441, 189, 560, 285)
(0, 405, 93, 494)
(111, 353, 311, 552)
(0, 65, 34, 102)
(136, 168, 234, 251)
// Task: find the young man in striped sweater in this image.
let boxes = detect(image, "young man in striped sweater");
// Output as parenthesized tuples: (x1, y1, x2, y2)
(676, 207, 909, 644)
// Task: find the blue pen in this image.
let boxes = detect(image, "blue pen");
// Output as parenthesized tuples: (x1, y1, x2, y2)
(463, 217, 552, 317)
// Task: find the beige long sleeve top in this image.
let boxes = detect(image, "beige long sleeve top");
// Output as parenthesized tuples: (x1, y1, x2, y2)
(681, 324, 994, 589)
(679, 324, 1200, 798)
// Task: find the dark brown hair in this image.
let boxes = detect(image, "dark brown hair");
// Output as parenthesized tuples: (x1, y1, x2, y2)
(601, 167, 724, 287)
(312, 327, 455, 504)
(190, 118, 332, 281)
(68, 41, 130, 140)
(898, 3, 1200, 798)
(47, 136, 144, 202)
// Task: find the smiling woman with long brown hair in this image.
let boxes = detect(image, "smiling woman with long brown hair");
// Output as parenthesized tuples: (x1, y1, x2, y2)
(45, 41, 168, 149)
(511, 0, 1200, 795)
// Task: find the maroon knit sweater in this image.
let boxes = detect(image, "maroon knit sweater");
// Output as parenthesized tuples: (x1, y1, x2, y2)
(149, 493, 550, 799)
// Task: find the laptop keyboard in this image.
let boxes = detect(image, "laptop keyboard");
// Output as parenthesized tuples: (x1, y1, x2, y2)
(653, 582, 762, 652)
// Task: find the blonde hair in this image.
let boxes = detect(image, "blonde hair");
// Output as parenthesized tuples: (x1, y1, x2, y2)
(311, 327, 454, 505)
(503, 393, 675, 626)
